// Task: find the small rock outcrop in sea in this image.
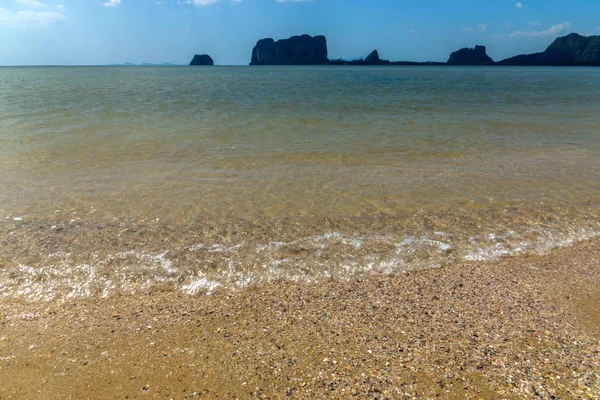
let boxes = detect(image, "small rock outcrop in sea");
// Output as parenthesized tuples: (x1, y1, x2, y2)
(190, 54, 214, 66)
(498, 33, 600, 66)
(328, 49, 392, 66)
(364, 50, 384, 65)
(447, 45, 495, 65)
(250, 34, 328, 65)
(365, 50, 381, 64)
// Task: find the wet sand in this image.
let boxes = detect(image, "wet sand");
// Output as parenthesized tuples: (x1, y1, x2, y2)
(1, 240, 599, 399)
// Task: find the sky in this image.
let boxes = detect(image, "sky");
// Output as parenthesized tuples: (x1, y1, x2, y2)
(0, 0, 599, 65)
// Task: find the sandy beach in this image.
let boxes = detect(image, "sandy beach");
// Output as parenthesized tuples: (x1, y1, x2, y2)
(1, 240, 599, 399)
(2, 16, 600, 400)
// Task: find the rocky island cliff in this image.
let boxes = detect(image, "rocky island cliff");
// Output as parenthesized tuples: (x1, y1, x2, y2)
(189, 32, 599, 67)
(447, 45, 494, 65)
(190, 54, 214, 66)
(328, 49, 395, 66)
(498, 33, 600, 66)
(446, 33, 600, 66)
(250, 35, 328, 65)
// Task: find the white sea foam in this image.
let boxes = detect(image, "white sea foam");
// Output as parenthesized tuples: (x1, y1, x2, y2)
(463, 227, 599, 261)
(207, 243, 244, 253)
(1, 226, 598, 302)
(397, 236, 453, 254)
(182, 276, 221, 295)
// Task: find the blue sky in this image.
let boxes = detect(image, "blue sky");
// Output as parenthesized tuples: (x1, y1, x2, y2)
(0, 0, 599, 65)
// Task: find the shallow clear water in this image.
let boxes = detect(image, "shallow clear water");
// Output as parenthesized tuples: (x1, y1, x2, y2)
(1, 66, 599, 301)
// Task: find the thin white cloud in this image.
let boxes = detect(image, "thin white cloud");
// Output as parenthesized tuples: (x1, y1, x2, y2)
(15, 0, 47, 8)
(463, 25, 487, 33)
(527, 21, 540, 26)
(276, 0, 314, 2)
(510, 21, 571, 38)
(515, 2, 523, 9)
(103, 0, 121, 7)
(0, 8, 65, 24)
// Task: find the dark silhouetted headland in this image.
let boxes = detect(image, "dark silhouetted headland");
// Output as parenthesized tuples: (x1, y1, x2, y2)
(190, 54, 214, 66)
(250, 35, 328, 65)
(186, 33, 600, 67)
(328, 49, 394, 66)
(498, 33, 600, 66)
(447, 45, 495, 65)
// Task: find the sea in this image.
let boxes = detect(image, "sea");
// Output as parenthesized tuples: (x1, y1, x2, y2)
(1, 65, 599, 302)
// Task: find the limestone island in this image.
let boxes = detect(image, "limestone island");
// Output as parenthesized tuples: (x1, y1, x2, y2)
(447, 45, 494, 65)
(498, 33, 600, 66)
(190, 54, 214, 66)
(242, 33, 600, 66)
(250, 34, 328, 65)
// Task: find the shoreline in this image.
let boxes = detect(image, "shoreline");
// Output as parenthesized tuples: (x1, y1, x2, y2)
(1, 239, 599, 398)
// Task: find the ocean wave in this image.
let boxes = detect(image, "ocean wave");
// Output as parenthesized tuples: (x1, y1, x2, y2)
(1, 223, 598, 303)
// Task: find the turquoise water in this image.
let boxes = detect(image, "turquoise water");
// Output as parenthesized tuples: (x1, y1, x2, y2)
(1, 66, 599, 301)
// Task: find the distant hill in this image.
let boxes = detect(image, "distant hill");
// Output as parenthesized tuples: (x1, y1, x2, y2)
(498, 33, 600, 66)
(141, 62, 180, 66)
(447, 45, 494, 65)
(190, 54, 215, 66)
(180, 32, 600, 68)
(248, 35, 445, 66)
(107, 62, 181, 66)
(250, 35, 328, 65)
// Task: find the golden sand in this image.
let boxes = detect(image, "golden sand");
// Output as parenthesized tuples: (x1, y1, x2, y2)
(1, 241, 599, 399)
